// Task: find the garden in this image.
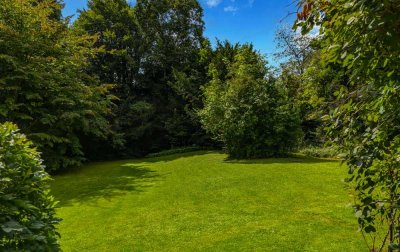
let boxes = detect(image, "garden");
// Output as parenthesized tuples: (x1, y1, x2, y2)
(1, 0, 399, 251)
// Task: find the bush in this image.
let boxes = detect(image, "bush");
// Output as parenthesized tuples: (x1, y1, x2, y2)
(199, 43, 302, 158)
(0, 0, 113, 171)
(0, 122, 60, 251)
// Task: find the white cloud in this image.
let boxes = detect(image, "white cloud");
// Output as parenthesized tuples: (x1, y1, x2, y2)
(224, 5, 238, 13)
(206, 0, 223, 7)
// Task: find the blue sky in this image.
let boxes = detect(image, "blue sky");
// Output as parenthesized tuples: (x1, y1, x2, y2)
(62, 0, 297, 62)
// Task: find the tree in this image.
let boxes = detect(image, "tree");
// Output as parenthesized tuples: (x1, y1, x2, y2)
(0, 122, 61, 250)
(274, 26, 315, 143)
(131, 0, 210, 151)
(274, 25, 313, 75)
(296, 0, 400, 250)
(274, 26, 333, 145)
(75, 0, 210, 157)
(0, 0, 113, 171)
(200, 43, 302, 158)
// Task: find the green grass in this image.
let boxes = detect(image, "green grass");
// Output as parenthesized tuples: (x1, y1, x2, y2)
(51, 151, 366, 251)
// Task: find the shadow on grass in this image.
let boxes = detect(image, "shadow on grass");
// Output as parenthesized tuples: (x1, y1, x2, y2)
(51, 163, 160, 207)
(138, 150, 220, 163)
(143, 150, 336, 165)
(50, 151, 336, 207)
(224, 153, 339, 165)
(51, 151, 219, 207)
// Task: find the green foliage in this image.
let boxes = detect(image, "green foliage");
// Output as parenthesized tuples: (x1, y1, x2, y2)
(0, 122, 60, 251)
(274, 26, 313, 75)
(72, 0, 140, 157)
(74, 0, 210, 157)
(200, 43, 302, 158)
(274, 27, 341, 146)
(296, 0, 400, 250)
(296, 50, 347, 145)
(0, 0, 114, 171)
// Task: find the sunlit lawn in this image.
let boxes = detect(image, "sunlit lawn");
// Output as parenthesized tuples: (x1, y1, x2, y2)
(51, 151, 365, 251)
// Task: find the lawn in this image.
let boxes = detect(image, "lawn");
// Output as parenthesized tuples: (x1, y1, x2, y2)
(50, 151, 366, 251)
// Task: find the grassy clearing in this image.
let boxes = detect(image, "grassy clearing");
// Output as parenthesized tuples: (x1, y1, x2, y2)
(51, 151, 365, 251)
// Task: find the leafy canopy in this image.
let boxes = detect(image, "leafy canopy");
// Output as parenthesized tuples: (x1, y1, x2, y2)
(0, 0, 114, 171)
(74, 0, 210, 157)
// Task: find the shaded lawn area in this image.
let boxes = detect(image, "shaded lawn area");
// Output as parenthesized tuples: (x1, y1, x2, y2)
(50, 151, 366, 251)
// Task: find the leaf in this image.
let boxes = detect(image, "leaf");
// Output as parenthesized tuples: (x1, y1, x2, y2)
(364, 225, 376, 233)
(383, 58, 389, 68)
(379, 106, 385, 114)
(30, 222, 45, 230)
(1, 220, 25, 233)
(347, 17, 356, 25)
(355, 210, 363, 218)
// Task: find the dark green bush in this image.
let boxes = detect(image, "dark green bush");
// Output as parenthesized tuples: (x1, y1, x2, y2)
(200, 43, 302, 158)
(0, 122, 60, 251)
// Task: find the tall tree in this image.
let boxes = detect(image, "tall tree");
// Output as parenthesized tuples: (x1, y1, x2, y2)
(73, 0, 139, 158)
(274, 26, 324, 145)
(0, 0, 113, 171)
(75, 0, 209, 157)
(274, 26, 313, 75)
(135, 0, 205, 74)
(133, 0, 209, 151)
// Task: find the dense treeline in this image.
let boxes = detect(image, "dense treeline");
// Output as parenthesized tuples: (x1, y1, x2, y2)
(5, 0, 389, 178)
(74, 0, 212, 159)
(0, 0, 348, 174)
(0, 0, 213, 172)
(0, 0, 305, 172)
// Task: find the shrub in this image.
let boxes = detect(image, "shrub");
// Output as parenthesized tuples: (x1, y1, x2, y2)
(199, 43, 302, 158)
(0, 122, 60, 251)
